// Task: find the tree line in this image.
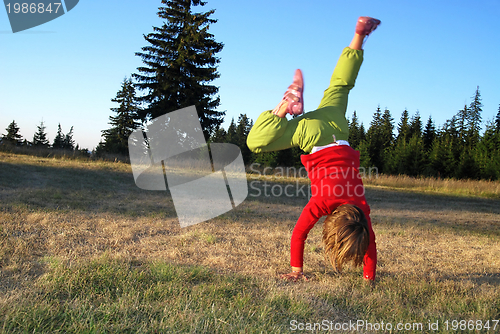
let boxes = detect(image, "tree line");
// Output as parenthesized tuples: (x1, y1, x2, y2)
(0, 120, 91, 155)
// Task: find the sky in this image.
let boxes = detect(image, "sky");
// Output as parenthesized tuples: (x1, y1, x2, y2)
(1, 0, 499, 150)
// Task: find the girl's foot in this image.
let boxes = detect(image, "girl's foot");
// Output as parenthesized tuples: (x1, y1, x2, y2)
(272, 69, 304, 117)
(355, 16, 381, 36)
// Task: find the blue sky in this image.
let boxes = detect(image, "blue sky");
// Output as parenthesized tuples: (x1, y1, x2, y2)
(1, 0, 499, 150)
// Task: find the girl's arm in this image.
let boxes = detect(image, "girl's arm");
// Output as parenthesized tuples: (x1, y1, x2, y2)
(281, 201, 327, 281)
(362, 215, 377, 281)
(246, 110, 301, 153)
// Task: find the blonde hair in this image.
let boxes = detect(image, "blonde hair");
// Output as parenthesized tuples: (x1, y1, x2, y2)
(322, 204, 369, 272)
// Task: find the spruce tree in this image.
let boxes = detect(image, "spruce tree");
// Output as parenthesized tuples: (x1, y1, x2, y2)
(53, 123, 65, 149)
(210, 124, 226, 143)
(396, 109, 410, 143)
(455, 104, 468, 144)
(475, 121, 499, 180)
(2, 120, 23, 146)
(427, 135, 446, 177)
(366, 106, 384, 170)
(468, 86, 482, 144)
(408, 111, 422, 139)
(349, 110, 363, 149)
(32, 121, 49, 148)
(406, 133, 425, 176)
(63, 126, 75, 150)
(134, 0, 224, 140)
(381, 108, 394, 148)
(225, 118, 237, 145)
(423, 116, 436, 151)
(100, 78, 142, 155)
(495, 105, 500, 133)
(440, 117, 461, 177)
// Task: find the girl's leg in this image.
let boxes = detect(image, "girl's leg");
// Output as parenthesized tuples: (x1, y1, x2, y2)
(317, 17, 380, 112)
(349, 33, 365, 51)
(274, 17, 380, 118)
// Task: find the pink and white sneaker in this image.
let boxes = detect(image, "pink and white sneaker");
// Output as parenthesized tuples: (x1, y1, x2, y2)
(356, 16, 381, 36)
(274, 69, 304, 116)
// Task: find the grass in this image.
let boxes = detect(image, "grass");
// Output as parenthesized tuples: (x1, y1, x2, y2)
(1, 151, 499, 333)
(2, 256, 313, 333)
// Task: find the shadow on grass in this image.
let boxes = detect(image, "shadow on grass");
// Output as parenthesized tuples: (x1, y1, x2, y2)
(0, 159, 177, 219)
(1, 158, 499, 237)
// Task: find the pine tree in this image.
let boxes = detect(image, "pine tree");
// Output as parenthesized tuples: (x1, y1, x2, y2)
(359, 123, 366, 142)
(357, 140, 372, 169)
(495, 105, 500, 133)
(408, 111, 422, 139)
(225, 118, 237, 145)
(381, 108, 394, 148)
(406, 134, 425, 176)
(2, 120, 23, 146)
(468, 86, 482, 144)
(133, 0, 224, 140)
(235, 114, 253, 164)
(423, 115, 436, 151)
(100, 78, 142, 155)
(210, 124, 226, 143)
(348, 110, 364, 149)
(396, 109, 410, 143)
(455, 104, 468, 144)
(475, 121, 499, 180)
(63, 126, 75, 150)
(426, 135, 446, 177)
(366, 106, 384, 170)
(32, 121, 49, 148)
(52, 123, 65, 149)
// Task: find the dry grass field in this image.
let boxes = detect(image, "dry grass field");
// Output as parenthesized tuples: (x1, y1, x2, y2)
(0, 152, 499, 333)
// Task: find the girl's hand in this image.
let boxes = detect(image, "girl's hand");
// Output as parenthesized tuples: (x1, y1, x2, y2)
(280, 271, 309, 282)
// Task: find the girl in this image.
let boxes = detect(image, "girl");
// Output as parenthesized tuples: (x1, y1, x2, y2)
(246, 17, 381, 283)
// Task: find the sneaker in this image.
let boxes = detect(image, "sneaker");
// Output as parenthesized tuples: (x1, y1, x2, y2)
(355, 16, 381, 36)
(282, 69, 304, 116)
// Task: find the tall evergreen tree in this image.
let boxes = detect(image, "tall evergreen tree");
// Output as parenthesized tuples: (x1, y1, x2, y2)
(133, 0, 224, 140)
(381, 108, 394, 147)
(32, 121, 49, 148)
(209, 124, 226, 143)
(423, 115, 436, 151)
(53, 123, 65, 149)
(366, 107, 383, 170)
(235, 114, 253, 164)
(468, 86, 482, 143)
(476, 120, 500, 180)
(396, 109, 410, 143)
(2, 120, 22, 146)
(366, 107, 393, 171)
(100, 78, 142, 155)
(495, 105, 500, 133)
(455, 104, 469, 144)
(63, 126, 75, 150)
(348, 110, 365, 149)
(408, 111, 422, 139)
(225, 118, 237, 145)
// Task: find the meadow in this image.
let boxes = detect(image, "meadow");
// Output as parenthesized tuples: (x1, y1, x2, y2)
(0, 152, 499, 333)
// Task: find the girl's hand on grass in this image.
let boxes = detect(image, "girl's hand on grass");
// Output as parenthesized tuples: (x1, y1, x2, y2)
(364, 278, 375, 289)
(280, 271, 309, 282)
